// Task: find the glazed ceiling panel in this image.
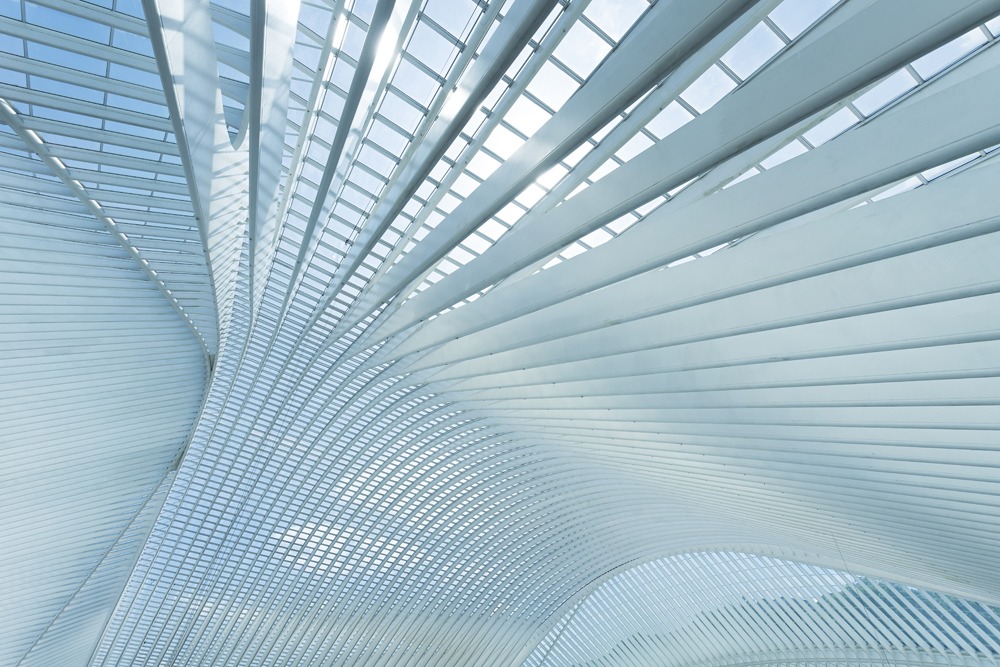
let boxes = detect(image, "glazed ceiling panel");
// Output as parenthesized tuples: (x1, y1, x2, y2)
(3, 1, 1000, 666)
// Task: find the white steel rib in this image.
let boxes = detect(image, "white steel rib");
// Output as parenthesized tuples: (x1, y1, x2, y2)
(2, 1, 1000, 667)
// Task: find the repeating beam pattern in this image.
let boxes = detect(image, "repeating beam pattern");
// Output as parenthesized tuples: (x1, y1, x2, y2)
(523, 552, 1000, 667)
(2, 1, 1000, 667)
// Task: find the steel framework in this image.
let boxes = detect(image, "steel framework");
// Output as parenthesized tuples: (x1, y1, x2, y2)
(2, 1, 1000, 666)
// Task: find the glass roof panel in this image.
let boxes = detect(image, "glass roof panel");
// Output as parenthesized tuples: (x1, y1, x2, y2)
(680, 64, 737, 114)
(721, 22, 785, 80)
(912, 28, 988, 79)
(525, 60, 578, 112)
(552, 21, 611, 79)
(853, 69, 918, 116)
(583, 0, 648, 42)
(768, 0, 839, 39)
(8, 2, 1000, 665)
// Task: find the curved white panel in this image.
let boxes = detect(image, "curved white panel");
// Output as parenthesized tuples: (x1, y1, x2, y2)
(3, 1, 1000, 666)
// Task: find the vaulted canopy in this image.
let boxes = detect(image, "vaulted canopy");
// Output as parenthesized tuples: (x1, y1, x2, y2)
(2, 1, 1000, 666)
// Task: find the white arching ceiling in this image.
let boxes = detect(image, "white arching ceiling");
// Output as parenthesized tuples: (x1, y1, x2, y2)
(2, 1, 1000, 666)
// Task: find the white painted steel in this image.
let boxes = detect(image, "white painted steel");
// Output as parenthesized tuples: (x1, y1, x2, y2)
(522, 552, 1000, 667)
(2, 1, 1000, 666)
